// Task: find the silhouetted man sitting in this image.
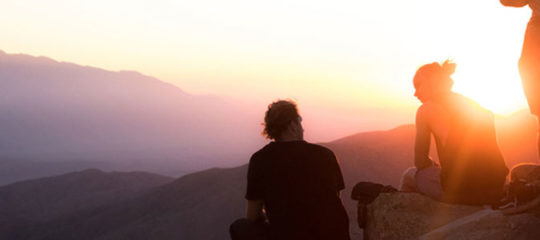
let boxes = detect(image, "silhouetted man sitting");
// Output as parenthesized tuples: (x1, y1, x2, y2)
(230, 100, 350, 240)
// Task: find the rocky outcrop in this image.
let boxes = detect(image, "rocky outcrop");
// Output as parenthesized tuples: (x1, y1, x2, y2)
(365, 192, 540, 240)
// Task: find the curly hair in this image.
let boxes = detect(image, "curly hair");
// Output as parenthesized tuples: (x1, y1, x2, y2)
(262, 100, 300, 140)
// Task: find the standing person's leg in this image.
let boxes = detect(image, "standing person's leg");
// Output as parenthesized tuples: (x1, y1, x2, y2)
(537, 117, 540, 158)
(519, 19, 540, 158)
(518, 60, 540, 157)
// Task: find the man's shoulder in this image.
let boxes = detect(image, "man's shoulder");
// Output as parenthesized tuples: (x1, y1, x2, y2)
(302, 142, 335, 157)
(250, 143, 273, 160)
(304, 141, 332, 151)
(250, 141, 335, 159)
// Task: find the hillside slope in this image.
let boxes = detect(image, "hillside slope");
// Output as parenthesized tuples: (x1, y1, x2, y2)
(0, 169, 173, 238)
(2, 114, 538, 240)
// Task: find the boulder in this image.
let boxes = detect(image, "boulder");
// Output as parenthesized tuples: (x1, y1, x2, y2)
(365, 192, 540, 240)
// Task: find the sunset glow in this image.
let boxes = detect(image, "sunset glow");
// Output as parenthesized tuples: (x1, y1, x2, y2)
(452, 57, 528, 115)
(453, 70, 527, 116)
(0, 0, 534, 139)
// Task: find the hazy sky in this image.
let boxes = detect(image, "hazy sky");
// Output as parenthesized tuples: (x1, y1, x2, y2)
(0, 0, 533, 140)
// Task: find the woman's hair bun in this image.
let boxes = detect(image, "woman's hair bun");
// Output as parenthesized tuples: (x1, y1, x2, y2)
(440, 59, 456, 78)
(413, 59, 455, 91)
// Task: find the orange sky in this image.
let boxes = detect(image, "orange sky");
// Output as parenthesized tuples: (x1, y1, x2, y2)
(0, 0, 534, 141)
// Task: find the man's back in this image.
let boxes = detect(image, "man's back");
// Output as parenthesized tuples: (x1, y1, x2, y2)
(246, 140, 350, 240)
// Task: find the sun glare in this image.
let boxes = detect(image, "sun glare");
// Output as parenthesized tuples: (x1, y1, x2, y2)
(445, 3, 531, 117)
(452, 62, 528, 116)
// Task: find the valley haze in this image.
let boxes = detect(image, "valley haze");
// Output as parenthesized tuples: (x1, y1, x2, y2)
(0, 50, 419, 185)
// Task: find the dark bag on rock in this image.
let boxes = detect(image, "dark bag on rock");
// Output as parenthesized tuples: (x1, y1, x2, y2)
(351, 182, 397, 229)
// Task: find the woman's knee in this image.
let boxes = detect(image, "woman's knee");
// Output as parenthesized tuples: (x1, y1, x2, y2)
(400, 167, 418, 192)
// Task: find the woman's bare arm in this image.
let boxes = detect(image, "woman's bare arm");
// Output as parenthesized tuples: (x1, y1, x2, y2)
(415, 106, 434, 169)
(500, 0, 529, 7)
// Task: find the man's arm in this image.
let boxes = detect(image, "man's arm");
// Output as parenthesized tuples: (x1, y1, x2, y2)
(247, 200, 265, 221)
(415, 106, 434, 170)
(245, 153, 266, 221)
(500, 0, 528, 7)
(329, 151, 346, 198)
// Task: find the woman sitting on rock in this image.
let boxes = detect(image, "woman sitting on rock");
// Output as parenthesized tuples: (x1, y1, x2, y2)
(400, 60, 509, 205)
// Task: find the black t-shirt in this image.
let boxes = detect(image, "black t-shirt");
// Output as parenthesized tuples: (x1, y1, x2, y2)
(246, 141, 350, 240)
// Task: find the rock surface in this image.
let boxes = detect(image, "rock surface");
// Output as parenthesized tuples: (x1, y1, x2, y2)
(366, 192, 540, 240)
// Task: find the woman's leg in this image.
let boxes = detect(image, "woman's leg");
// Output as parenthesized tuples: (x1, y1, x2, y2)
(399, 167, 418, 192)
(415, 166, 444, 201)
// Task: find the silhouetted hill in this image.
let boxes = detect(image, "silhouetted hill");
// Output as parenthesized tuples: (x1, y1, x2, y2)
(0, 126, 416, 240)
(0, 159, 112, 187)
(0, 169, 173, 239)
(3, 167, 246, 240)
(325, 124, 414, 186)
(2, 114, 538, 240)
(0, 50, 264, 184)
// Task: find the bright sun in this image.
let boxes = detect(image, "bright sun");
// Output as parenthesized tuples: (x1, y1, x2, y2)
(417, 0, 533, 117)
(452, 61, 529, 116)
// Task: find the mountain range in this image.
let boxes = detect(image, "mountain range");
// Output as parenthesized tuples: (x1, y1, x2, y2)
(1, 50, 538, 239)
(0, 50, 266, 184)
(1, 118, 537, 240)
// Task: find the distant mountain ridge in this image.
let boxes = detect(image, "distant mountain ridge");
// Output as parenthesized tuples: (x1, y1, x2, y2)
(0, 50, 265, 184)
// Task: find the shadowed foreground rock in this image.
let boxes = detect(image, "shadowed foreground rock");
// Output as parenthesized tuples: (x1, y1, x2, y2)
(365, 192, 540, 240)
